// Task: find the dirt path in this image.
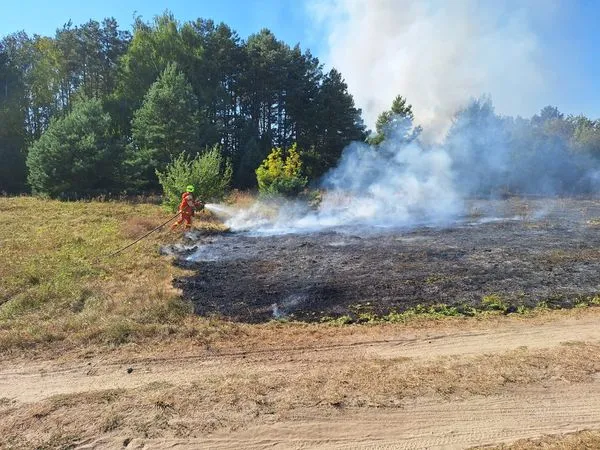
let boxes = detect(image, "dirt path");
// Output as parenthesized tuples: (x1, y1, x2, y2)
(2, 314, 599, 403)
(1, 312, 600, 449)
(82, 383, 600, 449)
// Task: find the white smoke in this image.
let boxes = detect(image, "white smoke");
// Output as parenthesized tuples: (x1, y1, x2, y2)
(209, 125, 462, 234)
(204, 1, 586, 235)
(308, 0, 560, 138)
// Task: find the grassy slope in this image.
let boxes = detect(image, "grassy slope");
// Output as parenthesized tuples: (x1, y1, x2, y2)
(0, 196, 223, 353)
(1, 195, 599, 356)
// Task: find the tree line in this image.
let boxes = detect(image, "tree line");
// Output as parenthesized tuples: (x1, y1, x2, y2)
(0, 12, 365, 196)
(373, 95, 600, 196)
(3, 11, 600, 199)
(447, 100, 600, 195)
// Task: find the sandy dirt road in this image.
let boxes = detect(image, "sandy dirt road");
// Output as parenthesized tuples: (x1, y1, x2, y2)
(76, 383, 600, 450)
(1, 311, 600, 449)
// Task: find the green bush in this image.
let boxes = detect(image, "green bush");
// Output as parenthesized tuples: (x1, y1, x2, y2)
(156, 145, 232, 212)
(255, 143, 308, 197)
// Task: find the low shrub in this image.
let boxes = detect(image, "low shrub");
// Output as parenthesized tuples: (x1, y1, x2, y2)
(156, 145, 232, 212)
(256, 143, 308, 197)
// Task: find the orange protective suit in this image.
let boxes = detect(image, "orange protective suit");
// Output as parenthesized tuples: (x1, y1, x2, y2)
(171, 192, 203, 230)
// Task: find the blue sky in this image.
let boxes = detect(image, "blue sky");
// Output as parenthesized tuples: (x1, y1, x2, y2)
(0, 0, 323, 53)
(534, 0, 600, 119)
(1, 0, 599, 121)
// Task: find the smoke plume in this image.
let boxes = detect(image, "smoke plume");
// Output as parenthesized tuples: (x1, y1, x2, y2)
(204, 1, 600, 235)
(308, 0, 558, 137)
(211, 123, 463, 234)
(211, 99, 600, 235)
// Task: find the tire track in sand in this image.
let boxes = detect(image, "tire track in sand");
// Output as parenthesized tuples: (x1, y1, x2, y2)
(78, 382, 600, 450)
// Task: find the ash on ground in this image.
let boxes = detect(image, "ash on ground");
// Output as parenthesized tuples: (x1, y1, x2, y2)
(172, 199, 600, 323)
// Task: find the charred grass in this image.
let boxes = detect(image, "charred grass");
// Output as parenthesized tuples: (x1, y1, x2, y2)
(175, 198, 600, 323)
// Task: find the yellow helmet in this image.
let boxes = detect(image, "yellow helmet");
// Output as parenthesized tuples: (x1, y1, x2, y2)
(186, 185, 195, 193)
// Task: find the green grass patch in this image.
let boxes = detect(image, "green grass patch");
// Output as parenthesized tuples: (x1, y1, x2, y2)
(320, 294, 600, 325)
(481, 294, 508, 312)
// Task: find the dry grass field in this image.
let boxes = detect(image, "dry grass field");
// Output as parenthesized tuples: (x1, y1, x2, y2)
(0, 196, 230, 354)
(1, 197, 600, 449)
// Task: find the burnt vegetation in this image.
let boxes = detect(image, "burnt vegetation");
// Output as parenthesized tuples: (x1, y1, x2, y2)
(173, 199, 600, 323)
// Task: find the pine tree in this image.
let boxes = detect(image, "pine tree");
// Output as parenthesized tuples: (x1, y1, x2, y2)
(26, 98, 118, 197)
(369, 95, 421, 146)
(129, 63, 200, 190)
(0, 45, 27, 193)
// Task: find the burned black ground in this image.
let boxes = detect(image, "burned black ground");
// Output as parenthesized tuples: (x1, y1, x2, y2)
(172, 199, 600, 323)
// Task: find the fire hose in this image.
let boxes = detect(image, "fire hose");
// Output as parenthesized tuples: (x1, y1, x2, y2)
(106, 212, 181, 258)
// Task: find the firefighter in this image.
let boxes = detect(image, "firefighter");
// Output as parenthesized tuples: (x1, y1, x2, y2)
(171, 185, 204, 231)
